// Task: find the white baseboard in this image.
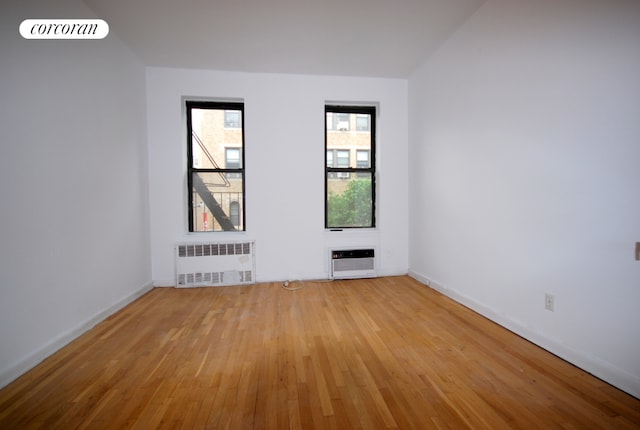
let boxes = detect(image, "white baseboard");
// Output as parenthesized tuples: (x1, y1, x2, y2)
(408, 270, 640, 399)
(0, 281, 154, 390)
(153, 279, 176, 287)
(156, 271, 409, 287)
(258, 272, 331, 284)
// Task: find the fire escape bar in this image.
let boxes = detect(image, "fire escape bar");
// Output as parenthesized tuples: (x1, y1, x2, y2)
(192, 173, 236, 231)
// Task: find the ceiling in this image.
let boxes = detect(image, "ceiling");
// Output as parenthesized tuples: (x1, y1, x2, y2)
(83, 0, 485, 78)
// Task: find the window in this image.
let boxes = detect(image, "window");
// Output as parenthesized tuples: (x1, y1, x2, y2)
(327, 149, 351, 179)
(326, 112, 350, 131)
(356, 150, 370, 177)
(186, 101, 245, 232)
(336, 150, 350, 168)
(225, 148, 241, 169)
(356, 150, 370, 168)
(356, 114, 370, 131)
(224, 110, 242, 128)
(325, 105, 376, 228)
(225, 147, 242, 179)
(229, 201, 240, 227)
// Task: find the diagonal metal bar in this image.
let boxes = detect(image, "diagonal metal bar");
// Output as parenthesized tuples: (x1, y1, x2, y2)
(192, 172, 236, 231)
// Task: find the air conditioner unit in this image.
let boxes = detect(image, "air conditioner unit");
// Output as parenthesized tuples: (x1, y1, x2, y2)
(336, 172, 350, 179)
(330, 248, 376, 279)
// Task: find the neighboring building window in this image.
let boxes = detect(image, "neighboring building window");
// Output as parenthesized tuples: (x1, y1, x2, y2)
(356, 114, 370, 131)
(336, 150, 350, 168)
(225, 148, 241, 169)
(356, 150, 370, 168)
(356, 150, 370, 177)
(325, 105, 376, 228)
(224, 110, 242, 128)
(326, 112, 350, 131)
(186, 101, 245, 232)
(225, 147, 242, 179)
(327, 149, 351, 179)
(230, 201, 240, 227)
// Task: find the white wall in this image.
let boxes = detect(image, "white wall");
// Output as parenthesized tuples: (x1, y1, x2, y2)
(0, 0, 151, 387)
(409, 0, 640, 397)
(147, 68, 409, 284)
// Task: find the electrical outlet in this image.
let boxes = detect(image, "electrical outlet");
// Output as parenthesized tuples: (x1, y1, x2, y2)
(545, 293, 555, 312)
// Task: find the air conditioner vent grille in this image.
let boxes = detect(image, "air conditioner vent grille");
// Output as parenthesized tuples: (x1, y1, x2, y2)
(331, 248, 376, 280)
(333, 258, 374, 272)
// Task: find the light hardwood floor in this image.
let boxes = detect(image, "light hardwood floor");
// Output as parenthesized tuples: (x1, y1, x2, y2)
(1, 276, 638, 429)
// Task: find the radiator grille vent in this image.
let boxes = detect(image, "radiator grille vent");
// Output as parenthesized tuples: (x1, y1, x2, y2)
(177, 242, 251, 258)
(176, 241, 255, 287)
(177, 270, 253, 286)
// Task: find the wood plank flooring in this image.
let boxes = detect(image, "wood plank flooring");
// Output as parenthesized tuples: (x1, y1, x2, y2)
(1, 276, 639, 429)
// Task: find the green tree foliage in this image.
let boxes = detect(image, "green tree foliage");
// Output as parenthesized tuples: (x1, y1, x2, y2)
(327, 178, 372, 227)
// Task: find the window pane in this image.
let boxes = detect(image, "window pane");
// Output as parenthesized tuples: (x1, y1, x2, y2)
(230, 201, 240, 227)
(225, 148, 242, 179)
(336, 150, 350, 168)
(326, 174, 373, 228)
(356, 114, 370, 131)
(191, 108, 243, 169)
(335, 113, 350, 131)
(225, 147, 242, 169)
(326, 112, 351, 131)
(191, 172, 243, 231)
(224, 110, 242, 128)
(356, 150, 369, 168)
(326, 115, 371, 165)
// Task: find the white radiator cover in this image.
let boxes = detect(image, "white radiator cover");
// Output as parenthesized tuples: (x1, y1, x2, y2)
(330, 248, 376, 279)
(175, 241, 255, 287)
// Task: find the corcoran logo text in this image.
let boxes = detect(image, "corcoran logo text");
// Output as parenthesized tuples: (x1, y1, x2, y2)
(20, 19, 109, 39)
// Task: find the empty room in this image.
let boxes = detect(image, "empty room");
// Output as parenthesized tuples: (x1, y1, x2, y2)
(1, 0, 639, 428)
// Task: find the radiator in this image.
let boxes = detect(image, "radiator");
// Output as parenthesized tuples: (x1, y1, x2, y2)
(330, 248, 376, 279)
(175, 241, 255, 287)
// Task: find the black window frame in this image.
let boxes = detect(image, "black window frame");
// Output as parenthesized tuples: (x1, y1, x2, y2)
(186, 100, 246, 232)
(324, 105, 376, 229)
